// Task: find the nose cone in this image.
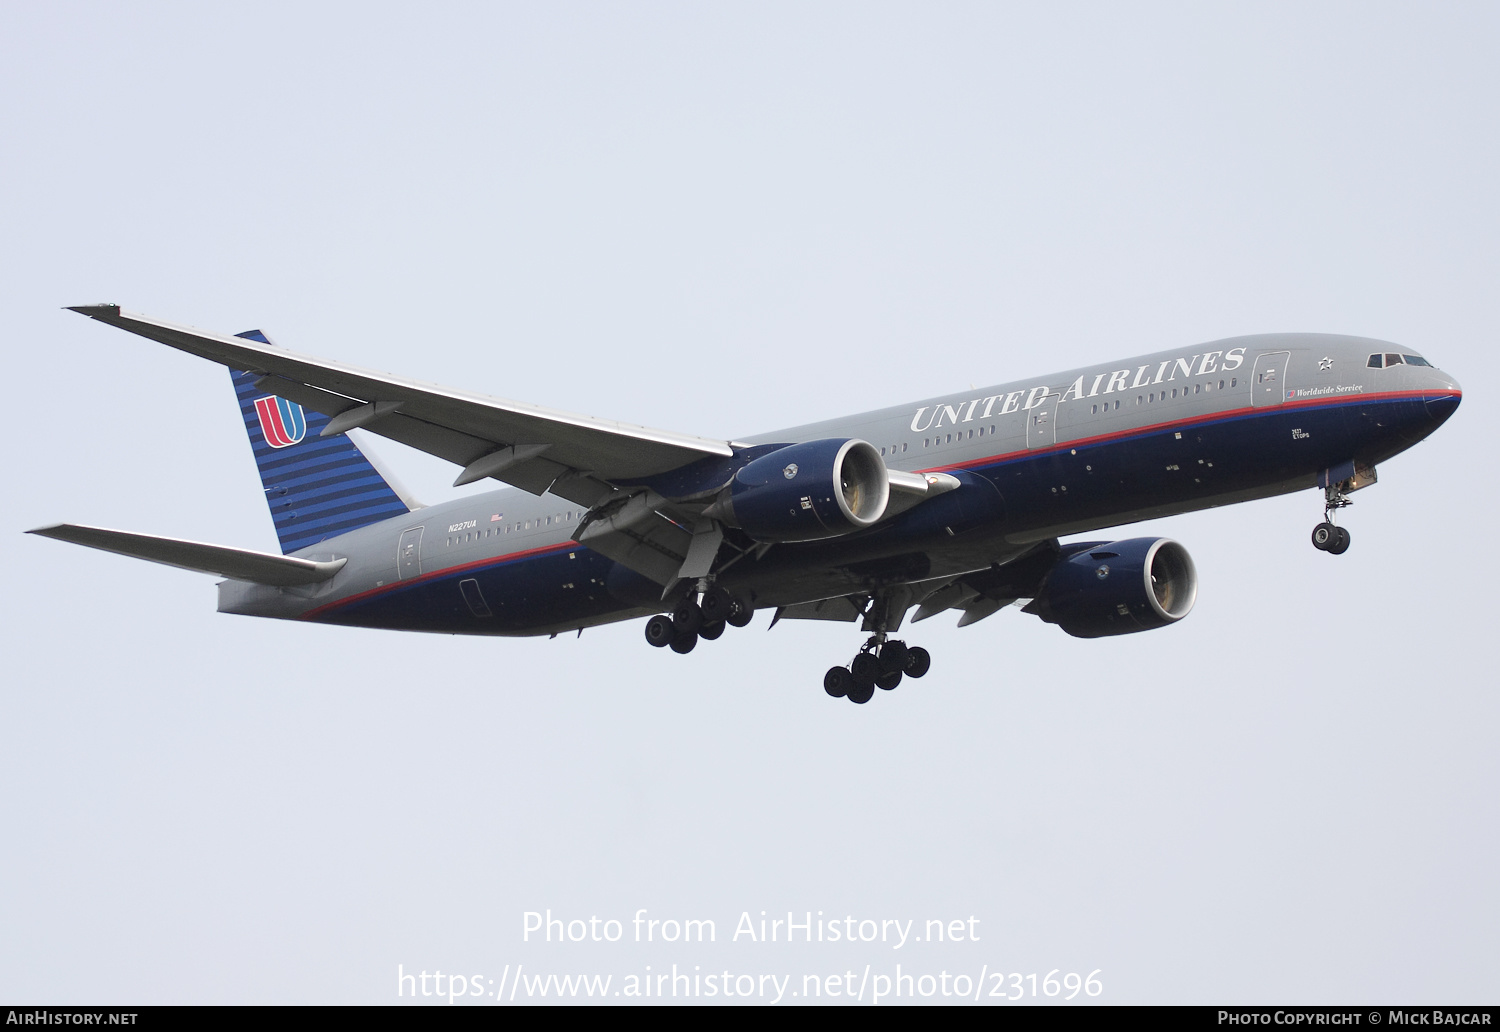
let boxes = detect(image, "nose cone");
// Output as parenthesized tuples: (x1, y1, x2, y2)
(1423, 370, 1462, 427)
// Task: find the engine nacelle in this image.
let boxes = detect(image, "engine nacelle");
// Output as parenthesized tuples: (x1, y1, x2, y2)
(1025, 537, 1197, 638)
(707, 439, 889, 543)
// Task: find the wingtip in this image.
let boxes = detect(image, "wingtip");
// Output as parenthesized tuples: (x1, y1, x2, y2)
(66, 303, 121, 318)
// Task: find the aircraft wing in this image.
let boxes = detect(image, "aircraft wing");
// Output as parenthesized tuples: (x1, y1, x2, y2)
(70, 305, 735, 507)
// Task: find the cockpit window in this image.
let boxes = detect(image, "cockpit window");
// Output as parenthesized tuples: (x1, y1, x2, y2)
(1369, 352, 1433, 369)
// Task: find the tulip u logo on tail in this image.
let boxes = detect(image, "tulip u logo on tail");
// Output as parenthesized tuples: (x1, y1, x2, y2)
(253, 395, 306, 448)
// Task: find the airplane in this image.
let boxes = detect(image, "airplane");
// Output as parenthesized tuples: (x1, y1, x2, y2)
(30, 305, 1462, 705)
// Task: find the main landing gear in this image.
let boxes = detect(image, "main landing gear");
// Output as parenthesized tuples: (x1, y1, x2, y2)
(1311, 481, 1353, 555)
(643, 586, 753, 655)
(823, 636, 930, 705)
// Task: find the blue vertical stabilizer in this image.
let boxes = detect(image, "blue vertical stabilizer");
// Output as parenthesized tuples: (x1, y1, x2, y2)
(230, 330, 413, 553)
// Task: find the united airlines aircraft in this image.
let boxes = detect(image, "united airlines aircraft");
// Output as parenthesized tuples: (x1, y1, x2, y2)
(32, 306, 1461, 704)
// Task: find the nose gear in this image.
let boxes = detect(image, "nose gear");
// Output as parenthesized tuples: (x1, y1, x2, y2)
(1311, 480, 1354, 554)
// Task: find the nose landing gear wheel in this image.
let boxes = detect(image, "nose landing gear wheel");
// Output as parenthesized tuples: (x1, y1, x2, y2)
(1312, 522, 1352, 554)
(1313, 475, 1356, 555)
(1311, 522, 1337, 550)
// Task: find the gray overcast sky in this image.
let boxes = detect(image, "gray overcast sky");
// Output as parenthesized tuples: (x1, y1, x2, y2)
(2, 1, 1496, 1005)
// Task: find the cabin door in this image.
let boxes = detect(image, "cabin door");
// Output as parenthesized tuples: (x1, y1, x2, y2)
(397, 527, 424, 580)
(1027, 393, 1061, 449)
(1252, 352, 1291, 407)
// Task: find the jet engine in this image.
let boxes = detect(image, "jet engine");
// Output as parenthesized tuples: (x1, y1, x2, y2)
(705, 439, 889, 543)
(1024, 537, 1197, 638)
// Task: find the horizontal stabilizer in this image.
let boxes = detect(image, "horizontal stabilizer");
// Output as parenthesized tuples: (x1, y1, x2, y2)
(27, 524, 347, 586)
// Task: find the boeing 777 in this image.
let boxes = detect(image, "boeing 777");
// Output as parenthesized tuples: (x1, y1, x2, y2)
(31, 306, 1461, 704)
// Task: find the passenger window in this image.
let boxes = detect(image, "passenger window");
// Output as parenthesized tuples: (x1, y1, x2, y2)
(1218, 380, 1225, 389)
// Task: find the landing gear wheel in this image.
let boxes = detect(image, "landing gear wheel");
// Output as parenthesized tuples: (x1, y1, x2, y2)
(1328, 526, 1351, 554)
(878, 640, 909, 674)
(698, 620, 725, 641)
(700, 587, 733, 623)
(824, 667, 853, 698)
(725, 598, 754, 628)
(904, 646, 931, 679)
(644, 614, 675, 648)
(846, 680, 875, 705)
(672, 599, 703, 635)
(850, 652, 881, 683)
(876, 669, 902, 691)
(1311, 522, 1336, 551)
(669, 632, 698, 654)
